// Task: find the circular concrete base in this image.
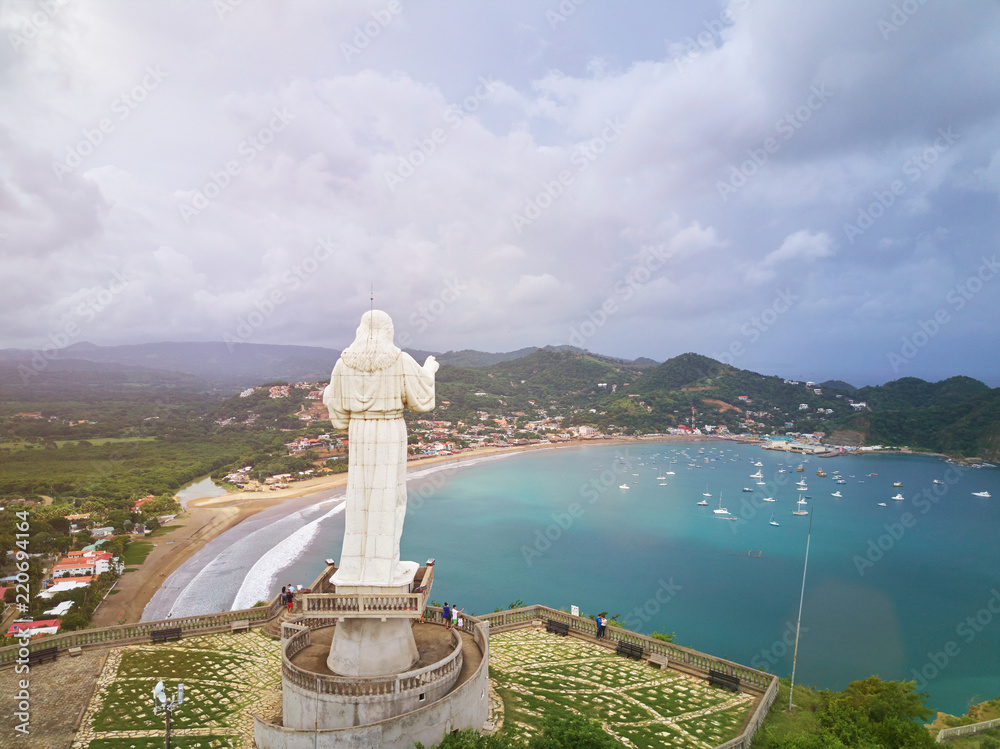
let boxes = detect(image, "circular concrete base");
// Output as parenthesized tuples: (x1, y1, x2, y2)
(326, 617, 419, 676)
(258, 621, 490, 749)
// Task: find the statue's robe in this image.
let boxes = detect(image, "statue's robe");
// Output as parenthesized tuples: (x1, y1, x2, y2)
(323, 351, 435, 585)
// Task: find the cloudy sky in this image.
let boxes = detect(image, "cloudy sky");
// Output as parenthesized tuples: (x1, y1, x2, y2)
(1, 0, 998, 386)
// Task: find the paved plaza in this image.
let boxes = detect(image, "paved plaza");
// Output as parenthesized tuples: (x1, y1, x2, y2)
(4, 626, 757, 748)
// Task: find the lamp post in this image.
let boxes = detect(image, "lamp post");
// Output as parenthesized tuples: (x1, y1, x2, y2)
(153, 680, 184, 749)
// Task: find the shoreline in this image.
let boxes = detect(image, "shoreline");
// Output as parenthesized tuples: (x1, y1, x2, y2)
(96, 436, 718, 624)
(99, 434, 968, 625)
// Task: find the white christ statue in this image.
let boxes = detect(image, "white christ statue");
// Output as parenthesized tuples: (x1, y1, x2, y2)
(323, 310, 438, 587)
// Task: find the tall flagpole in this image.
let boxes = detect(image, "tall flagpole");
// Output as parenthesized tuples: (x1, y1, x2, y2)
(788, 510, 813, 712)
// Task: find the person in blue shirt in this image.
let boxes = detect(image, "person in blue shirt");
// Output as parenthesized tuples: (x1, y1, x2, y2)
(443, 602, 452, 628)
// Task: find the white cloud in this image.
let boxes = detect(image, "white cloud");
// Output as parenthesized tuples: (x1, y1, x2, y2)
(0, 0, 998, 383)
(764, 230, 836, 266)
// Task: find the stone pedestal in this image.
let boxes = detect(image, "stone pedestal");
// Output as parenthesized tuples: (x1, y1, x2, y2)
(326, 562, 419, 676)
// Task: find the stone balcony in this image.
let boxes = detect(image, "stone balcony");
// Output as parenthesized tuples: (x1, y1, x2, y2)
(297, 563, 434, 621)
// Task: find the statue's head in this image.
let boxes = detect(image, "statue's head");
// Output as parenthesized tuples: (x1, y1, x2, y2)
(357, 310, 394, 343)
(342, 309, 400, 371)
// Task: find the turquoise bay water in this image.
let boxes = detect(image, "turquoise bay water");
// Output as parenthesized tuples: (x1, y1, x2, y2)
(259, 442, 1000, 715)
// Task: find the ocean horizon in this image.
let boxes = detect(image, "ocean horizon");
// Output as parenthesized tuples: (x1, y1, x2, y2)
(161, 440, 1000, 716)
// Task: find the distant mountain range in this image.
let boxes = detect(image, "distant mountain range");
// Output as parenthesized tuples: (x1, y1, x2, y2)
(0, 341, 996, 460)
(0, 341, 656, 389)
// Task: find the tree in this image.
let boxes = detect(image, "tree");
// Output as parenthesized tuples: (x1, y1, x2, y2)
(59, 612, 89, 631)
(818, 677, 935, 748)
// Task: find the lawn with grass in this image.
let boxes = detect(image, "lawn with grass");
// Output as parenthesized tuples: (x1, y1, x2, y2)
(122, 540, 154, 566)
(55, 437, 158, 448)
(80, 631, 281, 748)
(85, 737, 239, 749)
(489, 628, 754, 748)
(147, 524, 184, 538)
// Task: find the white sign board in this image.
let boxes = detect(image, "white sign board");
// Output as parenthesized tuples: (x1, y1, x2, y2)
(570, 605, 579, 617)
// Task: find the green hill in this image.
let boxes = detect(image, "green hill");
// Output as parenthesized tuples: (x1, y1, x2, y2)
(830, 376, 1000, 459)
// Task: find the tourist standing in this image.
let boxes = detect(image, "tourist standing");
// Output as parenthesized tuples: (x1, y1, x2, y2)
(451, 605, 460, 629)
(442, 602, 451, 628)
(595, 612, 607, 639)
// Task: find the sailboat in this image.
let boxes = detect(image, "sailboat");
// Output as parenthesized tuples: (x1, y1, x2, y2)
(792, 498, 809, 516)
(769, 513, 779, 526)
(713, 492, 730, 515)
(702, 484, 712, 498)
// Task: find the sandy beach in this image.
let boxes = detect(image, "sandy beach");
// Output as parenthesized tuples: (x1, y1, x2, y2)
(92, 435, 717, 625)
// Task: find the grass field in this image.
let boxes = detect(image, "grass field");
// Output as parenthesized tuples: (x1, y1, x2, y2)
(148, 524, 184, 537)
(79, 630, 281, 748)
(122, 541, 154, 566)
(54, 437, 158, 448)
(490, 628, 754, 747)
(84, 738, 239, 749)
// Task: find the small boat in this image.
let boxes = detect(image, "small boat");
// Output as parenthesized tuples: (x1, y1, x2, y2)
(659, 482, 668, 486)
(619, 484, 630, 490)
(973, 491, 991, 498)
(769, 513, 779, 526)
(796, 465, 804, 472)
(891, 493, 904, 501)
(831, 491, 842, 497)
(893, 481, 902, 487)
(656, 476, 666, 480)
(933, 479, 944, 485)
(836, 479, 847, 484)
(877, 502, 887, 506)
(816, 470, 826, 477)
(697, 498, 708, 506)
(713, 492, 730, 515)
(762, 496, 775, 502)
(754, 461, 763, 467)
(750, 470, 763, 479)
(742, 487, 753, 492)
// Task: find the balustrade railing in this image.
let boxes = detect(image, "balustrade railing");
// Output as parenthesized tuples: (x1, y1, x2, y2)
(301, 593, 423, 616)
(936, 716, 1000, 742)
(480, 604, 774, 690)
(282, 618, 466, 698)
(0, 597, 281, 666)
